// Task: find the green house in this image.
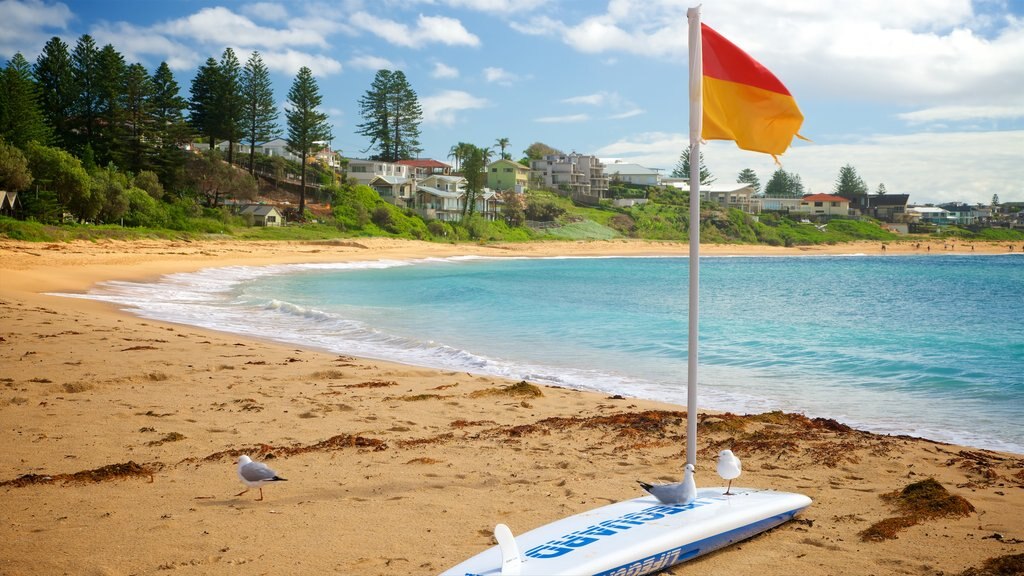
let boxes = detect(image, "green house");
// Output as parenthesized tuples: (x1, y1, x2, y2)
(486, 159, 529, 194)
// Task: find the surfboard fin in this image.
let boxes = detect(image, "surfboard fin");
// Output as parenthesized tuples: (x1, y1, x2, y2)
(494, 523, 522, 575)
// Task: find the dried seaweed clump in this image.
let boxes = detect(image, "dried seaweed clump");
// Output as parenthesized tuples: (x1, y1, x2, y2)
(470, 381, 543, 398)
(955, 553, 1024, 576)
(860, 478, 975, 541)
(0, 461, 155, 488)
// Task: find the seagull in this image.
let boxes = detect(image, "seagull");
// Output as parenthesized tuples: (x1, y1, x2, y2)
(717, 449, 741, 495)
(235, 454, 287, 501)
(637, 463, 697, 505)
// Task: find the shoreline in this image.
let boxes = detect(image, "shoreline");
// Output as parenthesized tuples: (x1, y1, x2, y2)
(2, 237, 1022, 575)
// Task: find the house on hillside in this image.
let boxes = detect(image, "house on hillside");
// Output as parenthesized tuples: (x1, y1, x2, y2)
(1, 191, 22, 218)
(604, 162, 661, 187)
(486, 159, 529, 193)
(346, 158, 411, 185)
(939, 202, 982, 226)
(529, 153, 609, 199)
(368, 175, 415, 208)
(238, 204, 284, 227)
(795, 194, 850, 217)
(864, 194, 910, 222)
(397, 158, 452, 178)
(907, 206, 955, 225)
(666, 181, 757, 213)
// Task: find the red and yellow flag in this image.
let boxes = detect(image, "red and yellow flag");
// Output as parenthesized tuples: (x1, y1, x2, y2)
(701, 23, 805, 157)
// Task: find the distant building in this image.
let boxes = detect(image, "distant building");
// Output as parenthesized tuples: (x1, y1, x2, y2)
(864, 194, 910, 222)
(529, 153, 609, 199)
(795, 194, 851, 217)
(486, 159, 529, 193)
(604, 162, 661, 187)
(666, 181, 757, 213)
(907, 206, 954, 225)
(238, 204, 284, 227)
(397, 158, 452, 178)
(1, 190, 22, 218)
(939, 202, 982, 226)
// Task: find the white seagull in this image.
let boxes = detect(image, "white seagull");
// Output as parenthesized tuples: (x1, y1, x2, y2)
(235, 454, 287, 501)
(716, 449, 742, 495)
(637, 463, 697, 505)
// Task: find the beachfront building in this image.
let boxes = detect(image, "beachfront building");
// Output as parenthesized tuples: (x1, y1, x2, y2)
(1, 190, 22, 218)
(939, 202, 983, 226)
(907, 206, 955, 225)
(604, 162, 662, 187)
(413, 174, 499, 222)
(795, 194, 851, 217)
(238, 204, 284, 227)
(864, 194, 910, 222)
(397, 158, 452, 178)
(665, 181, 757, 213)
(753, 196, 805, 213)
(529, 153, 610, 199)
(487, 159, 529, 193)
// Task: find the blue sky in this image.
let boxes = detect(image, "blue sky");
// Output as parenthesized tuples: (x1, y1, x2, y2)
(2, 0, 1022, 205)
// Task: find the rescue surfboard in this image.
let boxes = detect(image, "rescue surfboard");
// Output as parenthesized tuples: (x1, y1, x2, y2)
(441, 487, 811, 576)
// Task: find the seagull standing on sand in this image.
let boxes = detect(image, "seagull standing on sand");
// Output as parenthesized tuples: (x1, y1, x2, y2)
(717, 449, 741, 495)
(235, 455, 287, 501)
(637, 463, 697, 505)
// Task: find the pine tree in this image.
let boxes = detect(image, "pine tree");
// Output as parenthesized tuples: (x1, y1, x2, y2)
(1, 53, 51, 148)
(150, 62, 189, 190)
(737, 168, 761, 194)
(285, 66, 331, 217)
(240, 51, 278, 175)
(189, 57, 221, 148)
(833, 164, 868, 201)
(764, 168, 805, 198)
(357, 69, 422, 161)
(93, 43, 127, 166)
(33, 37, 75, 148)
(217, 48, 244, 164)
(121, 63, 153, 173)
(671, 147, 715, 185)
(71, 35, 103, 155)
(876, 182, 887, 195)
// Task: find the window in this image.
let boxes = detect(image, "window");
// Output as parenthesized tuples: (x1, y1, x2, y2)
(814, 201, 823, 207)
(491, 168, 497, 172)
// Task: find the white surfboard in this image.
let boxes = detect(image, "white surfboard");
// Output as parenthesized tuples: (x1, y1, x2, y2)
(441, 487, 811, 576)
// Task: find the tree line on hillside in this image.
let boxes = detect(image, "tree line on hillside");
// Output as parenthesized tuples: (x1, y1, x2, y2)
(669, 147, 886, 200)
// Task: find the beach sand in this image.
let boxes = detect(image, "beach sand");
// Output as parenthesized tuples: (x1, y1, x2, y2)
(1, 237, 1021, 576)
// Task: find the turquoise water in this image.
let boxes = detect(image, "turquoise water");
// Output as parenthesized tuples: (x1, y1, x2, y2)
(67, 254, 1024, 453)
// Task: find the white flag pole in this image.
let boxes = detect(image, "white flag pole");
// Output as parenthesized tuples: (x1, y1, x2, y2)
(685, 5, 702, 471)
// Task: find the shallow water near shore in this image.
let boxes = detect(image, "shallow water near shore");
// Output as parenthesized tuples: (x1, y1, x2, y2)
(66, 253, 1024, 453)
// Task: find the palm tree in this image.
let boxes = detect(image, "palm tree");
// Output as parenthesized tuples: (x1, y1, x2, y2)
(495, 137, 510, 160)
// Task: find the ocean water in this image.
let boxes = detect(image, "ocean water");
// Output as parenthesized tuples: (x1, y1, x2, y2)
(60, 253, 1024, 453)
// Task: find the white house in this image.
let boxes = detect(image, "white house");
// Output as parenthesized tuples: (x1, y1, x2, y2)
(604, 162, 661, 186)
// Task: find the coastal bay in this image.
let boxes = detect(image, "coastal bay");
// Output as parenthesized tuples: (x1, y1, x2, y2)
(1, 238, 1021, 575)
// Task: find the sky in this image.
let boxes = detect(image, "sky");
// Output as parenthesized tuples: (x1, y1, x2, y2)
(2, 0, 1023, 206)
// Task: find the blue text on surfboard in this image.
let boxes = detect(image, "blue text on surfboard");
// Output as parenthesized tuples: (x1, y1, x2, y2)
(523, 498, 723, 559)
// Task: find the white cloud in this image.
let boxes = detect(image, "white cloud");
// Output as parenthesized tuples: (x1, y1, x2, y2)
(594, 129, 1024, 205)
(91, 21, 199, 70)
(440, 0, 549, 12)
(155, 7, 329, 50)
(0, 0, 73, 59)
(483, 66, 519, 85)
(261, 49, 343, 76)
(609, 109, 645, 120)
(535, 114, 590, 123)
(242, 2, 289, 22)
(521, 0, 1024, 109)
(563, 92, 607, 106)
(348, 54, 399, 71)
(431, 61, 459, 78)
(421, 90, 489, 125)
(350, 12, 480, 48)
(898, 104, 1024, 124)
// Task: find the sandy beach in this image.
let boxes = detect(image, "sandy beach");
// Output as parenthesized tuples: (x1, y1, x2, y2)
(1, 237, 1021, 576)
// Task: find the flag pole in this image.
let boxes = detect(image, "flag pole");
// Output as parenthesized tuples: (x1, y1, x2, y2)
(685, 5, 702, 471)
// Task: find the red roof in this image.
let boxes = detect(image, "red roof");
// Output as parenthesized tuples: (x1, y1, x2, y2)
(396, 159, 451, 168)
(802, 194, 849, 203)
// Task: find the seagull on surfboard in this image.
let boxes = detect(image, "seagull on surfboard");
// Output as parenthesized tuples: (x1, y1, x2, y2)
(717, 449, 742, 495)
(637, 463, 697, 505)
